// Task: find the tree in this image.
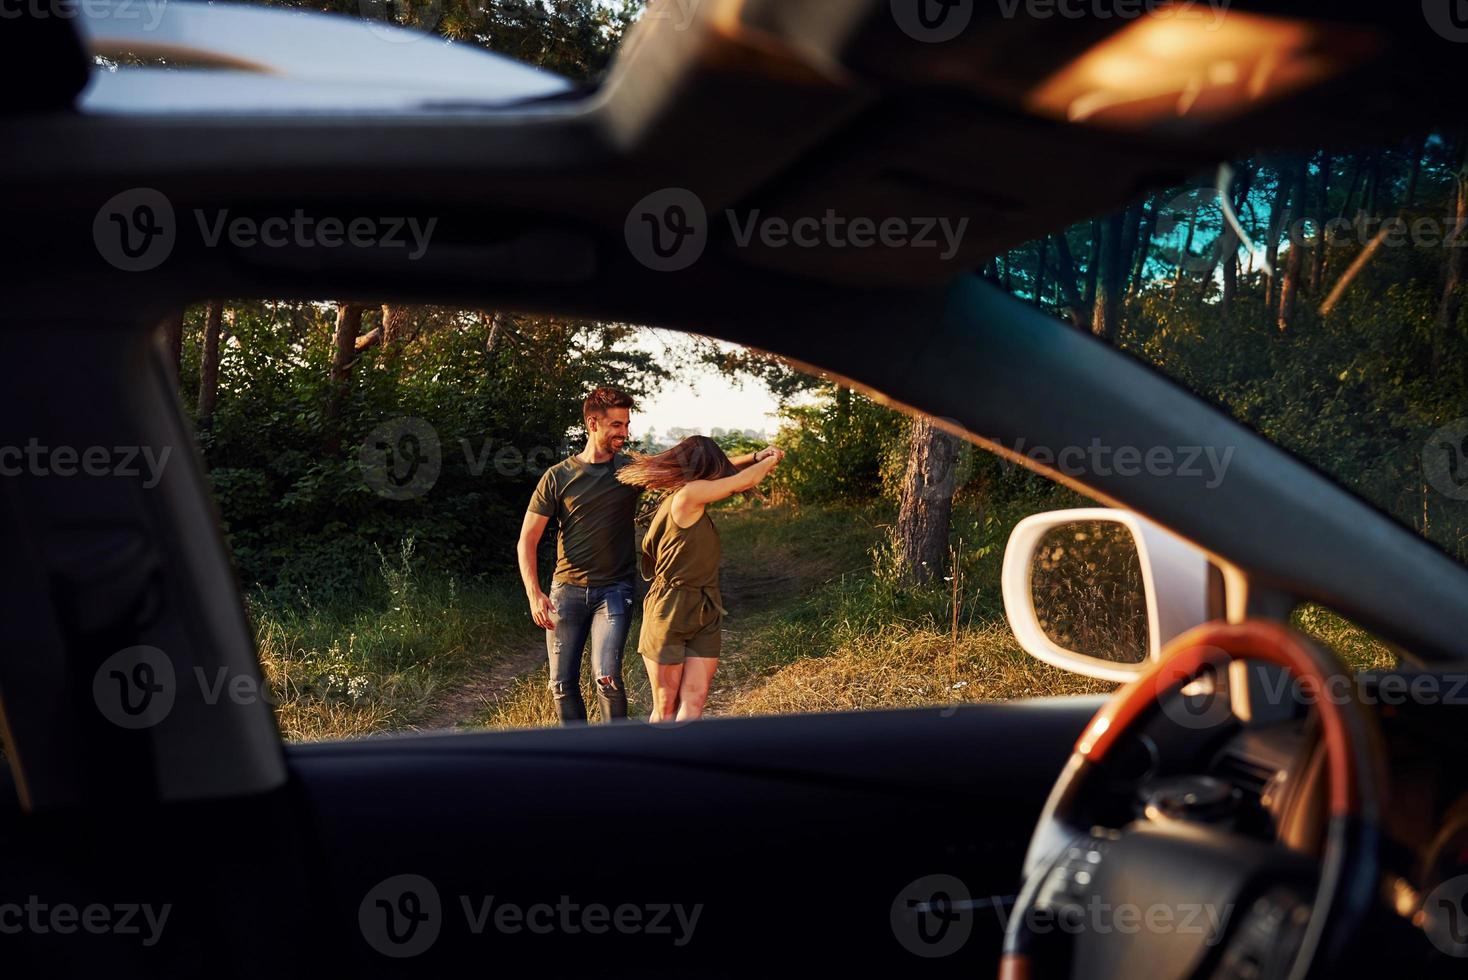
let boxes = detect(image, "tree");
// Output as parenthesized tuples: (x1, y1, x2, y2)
(1083, 219, 1101, 316)
(1050, 231, 1086, 327)
(1437, 140, 1468, 373)
(1310, 152, 1331, 292)
(1032, 237, 1048, 308)
(1277, 158, 1310, 332)
(1127, 194, 1160, 297)
(893, 416, 960, 586)
(1262, 164, 1297, 310)
(1092, 211, 1126, 341)
(325, 302, 366, 453)
(197, 300, 224, 427)
(160, 309, 185, 383)
(381, 303, 414, 367)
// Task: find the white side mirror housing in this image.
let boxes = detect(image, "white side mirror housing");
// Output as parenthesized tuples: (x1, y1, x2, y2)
(1002, 508, 1213, 682)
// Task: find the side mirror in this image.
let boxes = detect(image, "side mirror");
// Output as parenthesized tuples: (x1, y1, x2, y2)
(1001, 508, 1213, 682)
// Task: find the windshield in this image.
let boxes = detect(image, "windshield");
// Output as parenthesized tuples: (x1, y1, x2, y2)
(1000, 133, 1468, 566)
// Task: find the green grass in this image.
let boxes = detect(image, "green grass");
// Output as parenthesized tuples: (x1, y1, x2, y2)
(253, 499, 1402, 740)
(250, 539, 533, 740)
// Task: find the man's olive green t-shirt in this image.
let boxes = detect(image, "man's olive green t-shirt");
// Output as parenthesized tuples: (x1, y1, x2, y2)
(528, 454, 641, 586)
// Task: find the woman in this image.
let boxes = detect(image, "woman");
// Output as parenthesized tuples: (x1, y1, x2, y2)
(617, 436, 783, 722)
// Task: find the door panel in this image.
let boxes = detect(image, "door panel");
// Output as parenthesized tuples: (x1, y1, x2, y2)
(288, 699, 1102, 976)
(0, 698, 1100, 977)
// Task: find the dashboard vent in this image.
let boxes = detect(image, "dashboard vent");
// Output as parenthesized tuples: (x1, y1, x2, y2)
(1214, 752, 1275, 801)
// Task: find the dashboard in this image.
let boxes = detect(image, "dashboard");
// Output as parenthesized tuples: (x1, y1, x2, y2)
(1104, 667, 1468, 973)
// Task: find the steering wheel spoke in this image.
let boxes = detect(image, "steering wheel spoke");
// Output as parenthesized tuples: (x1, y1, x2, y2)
(1001, 621, 1386, 980)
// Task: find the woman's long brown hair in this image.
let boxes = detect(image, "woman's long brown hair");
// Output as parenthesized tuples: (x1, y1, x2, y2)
(617, 435, 739, 491)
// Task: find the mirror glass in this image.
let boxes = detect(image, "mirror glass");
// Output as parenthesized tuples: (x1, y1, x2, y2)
(1029, 521, 1149, 665)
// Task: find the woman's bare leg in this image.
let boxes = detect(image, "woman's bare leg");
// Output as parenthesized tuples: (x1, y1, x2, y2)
(642, 656, 683, 722)
(674, 657, 719, 722)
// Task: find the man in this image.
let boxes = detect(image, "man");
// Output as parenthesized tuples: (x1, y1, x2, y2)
(518, 387, 640, 724)
(517, 386, 782, 725)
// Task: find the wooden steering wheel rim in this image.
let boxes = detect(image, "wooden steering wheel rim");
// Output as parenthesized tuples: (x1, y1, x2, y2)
(1075, 619, 1373, 817)
(1000, 619, 1385, 980)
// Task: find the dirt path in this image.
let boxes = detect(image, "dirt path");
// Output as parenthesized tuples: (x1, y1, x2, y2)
(413, 634, 547, 731)
(412, 558, 818, 730)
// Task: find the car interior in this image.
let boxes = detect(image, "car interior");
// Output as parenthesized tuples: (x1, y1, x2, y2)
(3, 1, 1468, 978)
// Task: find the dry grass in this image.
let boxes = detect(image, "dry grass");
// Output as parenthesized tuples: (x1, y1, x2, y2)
(257, 507, 1407, 741)
(722, 621, 1110, 717)
(1292, 603, 1399, 672)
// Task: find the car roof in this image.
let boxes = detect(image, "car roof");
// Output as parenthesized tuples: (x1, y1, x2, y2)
(5, 0, 1468, 664)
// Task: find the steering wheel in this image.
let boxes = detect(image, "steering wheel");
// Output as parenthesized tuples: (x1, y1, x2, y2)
(999, 620, 1385, 980)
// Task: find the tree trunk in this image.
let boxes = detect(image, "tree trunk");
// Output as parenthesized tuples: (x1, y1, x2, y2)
(196, 300, 223, 427)
(1093, 211, 1126, 342)
(160, 309, 185, 384)
(326, 302, 366, 453)
(1362, 151, 1383, 219)
(1337, 154, 1364, 222)
(1083, 219, 1101, 317)
(485, 311, 503, 357)
(1051, 231, 1086, 327)
(1436, 144, 1468, 375)
(1278, 159, 1310, 331)
(1311, 152, 1331, 293)
(381, 303, 412, 365)
(1403, 135, 1428, 211)
(1263, 165, 1297, 310)
(1170, 207, 1196, 307)
(1127, 194, 1159, 296)
(1033, 237, 1048, 308)
(1217, 165, 1254, 317)
(893, 416, 960, 586)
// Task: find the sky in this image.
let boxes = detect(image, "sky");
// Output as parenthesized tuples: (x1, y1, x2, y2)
(627, 332, 785, 447)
